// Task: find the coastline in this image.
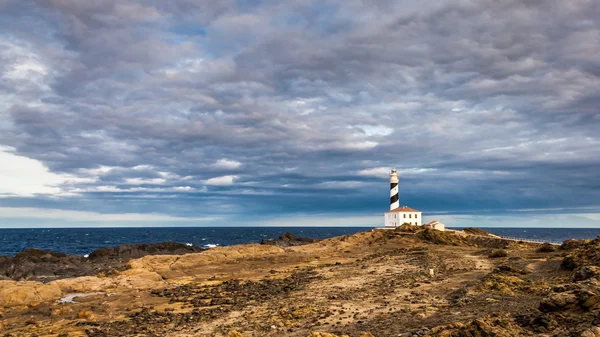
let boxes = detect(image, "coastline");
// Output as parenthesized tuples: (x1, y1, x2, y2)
(3, 226, 600, 257)
(1, 228, 600, 336)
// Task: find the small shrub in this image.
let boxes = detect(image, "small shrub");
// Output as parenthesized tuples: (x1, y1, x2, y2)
(537, 243, 556, 253)
(493, 265, 530, 275)
(489, 249, 508, 258)
(396, 223, 421, 233)
(561, 255, 578, 270)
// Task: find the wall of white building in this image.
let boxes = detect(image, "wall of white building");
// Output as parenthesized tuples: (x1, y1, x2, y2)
(384, 212, 422, 227)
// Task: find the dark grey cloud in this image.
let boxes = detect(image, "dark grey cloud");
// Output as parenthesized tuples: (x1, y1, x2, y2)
(0, 0, 599, 225)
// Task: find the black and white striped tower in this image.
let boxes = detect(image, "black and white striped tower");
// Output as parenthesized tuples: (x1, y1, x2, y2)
(390, 168, 399, 210)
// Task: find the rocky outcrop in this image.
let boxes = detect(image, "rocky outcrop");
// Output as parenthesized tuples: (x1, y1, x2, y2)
(88, 242, 204, 261)
(261, 232, 319, 247)
(0, 280, 62, 307)
(0, 249, 89, 281)
(462, 227, 493, 236)
(5, 227, 600, 336)
(0, 242, 205, 282)
(428, 314, 529, 337)
(562, 237, 600, 271)
(561, 239, 591, 250)
(417, 228, 512, 249)
(128, 244, 285, 279)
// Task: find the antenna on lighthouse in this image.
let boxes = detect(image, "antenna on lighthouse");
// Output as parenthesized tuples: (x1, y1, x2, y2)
(390, 168, 399, 210)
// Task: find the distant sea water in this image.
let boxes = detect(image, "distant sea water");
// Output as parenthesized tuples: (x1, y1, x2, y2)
(0, 227, 371, 257)
(1, 227, 600, 257)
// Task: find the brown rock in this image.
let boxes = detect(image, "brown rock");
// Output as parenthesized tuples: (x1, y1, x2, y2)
(539, 293, 578, 312)
(128, 244, 285, 278)
(0, 280, 62, 307)
(579, 290, 600, 310)
(52, 276, 113, 293)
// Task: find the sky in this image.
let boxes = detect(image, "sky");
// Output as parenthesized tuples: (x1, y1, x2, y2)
(0, 0, 599, 228)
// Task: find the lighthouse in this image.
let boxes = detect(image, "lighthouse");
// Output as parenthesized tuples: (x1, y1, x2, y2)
(384, 168, 422, 227)
(389, 168, 399, 210)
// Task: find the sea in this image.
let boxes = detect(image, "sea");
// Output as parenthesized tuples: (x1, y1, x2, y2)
(1, 227, 600, 257)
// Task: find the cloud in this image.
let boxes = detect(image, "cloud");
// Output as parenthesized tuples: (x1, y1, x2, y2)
(0, 146, 93, 197)
(357, 167, 436, 179)
(0, 0, 599, 226)
(124, 177, 167, 185)
(255, 214, 381, 227)
(211, 158, 242, 170)
(357, 167, 391, 179)
(204, 175, 238, 186)
(0, 207, 217, 222)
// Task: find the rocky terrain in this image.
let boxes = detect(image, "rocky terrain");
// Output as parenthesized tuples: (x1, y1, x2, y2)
(260, 232, 319, 248)
(0, 242, 205, 282)
(1, 228, 600, 336)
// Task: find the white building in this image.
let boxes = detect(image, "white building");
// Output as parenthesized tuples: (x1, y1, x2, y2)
(384, 168, 423, 228)
(385, 206, 422, 227)
(424, 220, 445, 231)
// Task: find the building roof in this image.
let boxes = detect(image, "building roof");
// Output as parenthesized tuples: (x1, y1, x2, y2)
(386, 206, 420, 213)
(425, 220, 440, 226)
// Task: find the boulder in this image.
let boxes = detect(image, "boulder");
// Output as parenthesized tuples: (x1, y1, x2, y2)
(539, 293, 578, 312)
(0, 280, 62, 307)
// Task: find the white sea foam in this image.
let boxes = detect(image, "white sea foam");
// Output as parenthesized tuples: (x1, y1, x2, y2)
(185, 243, 193, 247)
(59, 292, 104, 303)
(203, 244, 218, 248)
